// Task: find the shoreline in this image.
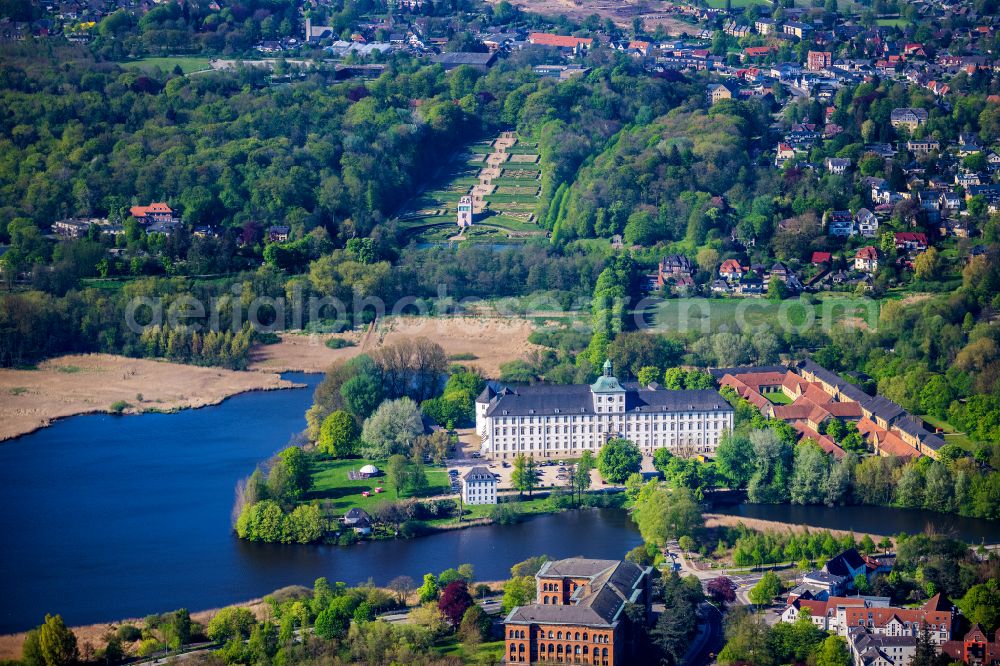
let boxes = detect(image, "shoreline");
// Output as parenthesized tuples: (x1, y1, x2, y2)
(0, 354, 304, 442)
(705, 512, 893, 542)
(0, 579, 508, 661)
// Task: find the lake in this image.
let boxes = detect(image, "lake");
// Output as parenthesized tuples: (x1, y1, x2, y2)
(0, 373, 643, 633)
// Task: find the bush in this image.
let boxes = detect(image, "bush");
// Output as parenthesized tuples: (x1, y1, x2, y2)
(324, 337, 356, 350)
(489, 504, 522, 525)
(257, 332, 281, 345)
(109, 400, 131, 414)
(117, 625, 142, 642)
(400, 519, 430, 538)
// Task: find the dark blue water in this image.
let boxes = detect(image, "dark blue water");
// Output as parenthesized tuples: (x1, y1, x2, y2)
(0, 374, 642, 632)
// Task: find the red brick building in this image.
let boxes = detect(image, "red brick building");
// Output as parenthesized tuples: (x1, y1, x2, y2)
(503, 558, 654, 665)
(941, 625, 1000, 665)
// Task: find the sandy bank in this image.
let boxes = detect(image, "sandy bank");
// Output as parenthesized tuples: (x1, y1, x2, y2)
(704, 513, 892, 543)
(248, 315, 541, 378)
(0, 354, 299, 442)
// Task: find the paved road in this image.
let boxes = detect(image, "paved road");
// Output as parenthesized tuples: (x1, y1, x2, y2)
(685, 603, 724, 666)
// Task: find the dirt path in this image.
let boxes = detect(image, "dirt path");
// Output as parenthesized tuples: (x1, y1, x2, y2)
(0, 354, 297, 442)
(248, 316, 541, 377)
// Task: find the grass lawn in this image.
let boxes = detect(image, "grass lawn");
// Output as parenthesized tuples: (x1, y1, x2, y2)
(766, 392, 793, 405)
(876, 17, 909, 27)
(649, 294, 879, 333)
(918, 414, 979, 451)
(121, 56, 213, 74)
(306, 457, 451, 512)
(434, 637, 505, 661)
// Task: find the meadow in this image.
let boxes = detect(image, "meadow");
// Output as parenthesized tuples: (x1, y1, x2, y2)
(648, 294, 880, 333)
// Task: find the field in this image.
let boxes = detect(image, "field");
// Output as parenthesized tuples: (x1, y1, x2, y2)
(307, 457, 451, 511)
(492, 0, 694, 33)
(0, 354, 294, 441)
(248, 315, 543, 378)
(876, 17, 909, 27)
(648, 295, 880, 333)
(121, 56, 213, 74)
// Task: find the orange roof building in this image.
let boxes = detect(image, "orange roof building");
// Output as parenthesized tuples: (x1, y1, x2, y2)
(529, 33, 593, 49)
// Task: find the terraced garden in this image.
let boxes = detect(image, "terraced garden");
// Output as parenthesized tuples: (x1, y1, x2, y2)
(393, 132, 547, 244)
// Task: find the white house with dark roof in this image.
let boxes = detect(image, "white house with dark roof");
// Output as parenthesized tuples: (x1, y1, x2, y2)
(461, 466, 497, 505)
(476, 361, 733, 459)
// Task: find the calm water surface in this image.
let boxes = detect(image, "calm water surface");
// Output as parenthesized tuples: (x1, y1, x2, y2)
(0, 374, 642, 633)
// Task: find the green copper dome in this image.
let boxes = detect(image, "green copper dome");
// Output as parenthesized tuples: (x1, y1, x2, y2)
(591, 360, 624, 393)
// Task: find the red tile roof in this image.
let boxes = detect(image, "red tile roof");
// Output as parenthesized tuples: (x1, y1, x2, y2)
(811, 251, 832, 264)
(529, 32, 593, 48)
(856, 246, 879, 260)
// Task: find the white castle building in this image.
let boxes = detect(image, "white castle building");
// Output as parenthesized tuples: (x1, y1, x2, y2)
(475, 361, 734, 459)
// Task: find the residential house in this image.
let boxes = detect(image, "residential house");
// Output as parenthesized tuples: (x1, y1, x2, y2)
(907, 138, 940, 154)
(855, 246, 880, 272)
(461, 466, 497, 505)
(775, 142, 797, 167)
(658, 254, 695, 284)
(737, 274, 765, 295)
(855, 208, 879, 237)
(707, 82, 736, 104)
(959, 132, 983, 154)
(826, 548, 869, 586)
(719, 258, 745, 281)
(889, 107, 929, 131)
(826, 210, 855, 237)
(129, 202, 173, 224)
(723, 22, 751, 38)
(342, 507, 372, 535)
(504, 558, 654, 665)
(802, 569, 850, 596)
(268, 225, 290, 243)
(956, 171, 982, 187)
(626, 40, 651, 56)
(894, 231, 928, 252)
(825, 157, 851, 174)
(939, 191, 962, 213)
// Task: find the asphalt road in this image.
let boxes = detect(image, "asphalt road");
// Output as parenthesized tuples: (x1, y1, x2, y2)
(687, 603, 724, 666)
